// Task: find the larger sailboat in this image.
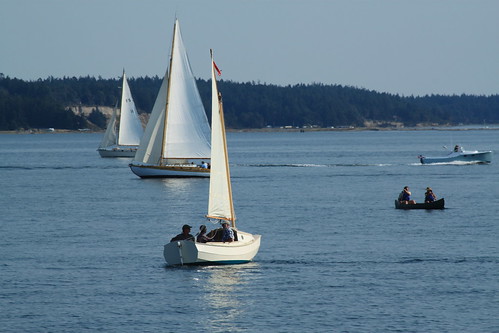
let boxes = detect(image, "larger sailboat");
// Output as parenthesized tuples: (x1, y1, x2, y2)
(129, 19, 211, 178)
(97, 70, 144, 157)
(163, 50, 261, 265)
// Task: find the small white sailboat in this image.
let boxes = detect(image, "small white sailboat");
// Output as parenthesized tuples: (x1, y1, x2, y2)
(163, 50, 261, 265)
(97, 70, 143, 157)
(129, 19, 211, 178)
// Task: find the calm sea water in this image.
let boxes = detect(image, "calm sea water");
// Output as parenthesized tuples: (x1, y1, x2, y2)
(1, 129, 498, 332)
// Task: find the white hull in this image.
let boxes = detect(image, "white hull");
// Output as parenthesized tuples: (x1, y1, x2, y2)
(164, 231, 261, 265)
(420, 150, 492, 164)
(97, 146, 137, 158)
(129, 163, 210, 178)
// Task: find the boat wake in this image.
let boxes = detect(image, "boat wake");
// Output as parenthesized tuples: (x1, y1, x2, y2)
(264, 256, 499, 266)
(419, 161, 489, 166)
(0, 165, 123, 170)
(240, 163, 393, 168)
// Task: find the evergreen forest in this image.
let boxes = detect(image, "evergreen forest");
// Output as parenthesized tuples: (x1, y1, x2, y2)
(0, 74, 498, 131)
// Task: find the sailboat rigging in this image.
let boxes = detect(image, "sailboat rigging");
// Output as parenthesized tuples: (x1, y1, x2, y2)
(97, 70, 143, 157)
(129, 19, 211, 177)
(163, 49, 261, 265)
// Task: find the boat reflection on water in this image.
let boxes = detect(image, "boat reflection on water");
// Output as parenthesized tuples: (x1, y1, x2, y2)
(199, 263, 260, 331)
(156, 177, 206, 193)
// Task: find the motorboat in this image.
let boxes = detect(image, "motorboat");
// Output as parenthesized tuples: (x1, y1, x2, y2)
(419, 145, 492, 164)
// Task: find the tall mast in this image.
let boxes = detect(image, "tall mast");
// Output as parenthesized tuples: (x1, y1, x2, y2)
(115, 70, 127, 145)
(210, 49, 236, 228)
(160, 19, 177, 165)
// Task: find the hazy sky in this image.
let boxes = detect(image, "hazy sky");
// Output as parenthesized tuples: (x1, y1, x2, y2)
(1, 0, 498, 96)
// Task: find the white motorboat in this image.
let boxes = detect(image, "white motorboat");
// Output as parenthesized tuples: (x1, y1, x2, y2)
(419, 145, 492, 164)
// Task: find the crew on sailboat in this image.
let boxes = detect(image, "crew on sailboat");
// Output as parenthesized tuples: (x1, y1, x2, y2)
(170, 224, 194, 242)
(221, 222, 234, 243)
(196, 225, 215, 243)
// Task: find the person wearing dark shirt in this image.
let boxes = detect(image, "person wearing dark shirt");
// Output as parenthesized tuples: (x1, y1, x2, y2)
(425, 187, 437, 203)
(170, 224, 194, 242)
(399, 186, 416, 204)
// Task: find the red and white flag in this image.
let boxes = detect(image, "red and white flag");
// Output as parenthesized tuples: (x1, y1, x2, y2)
(213, 61, 222, 76)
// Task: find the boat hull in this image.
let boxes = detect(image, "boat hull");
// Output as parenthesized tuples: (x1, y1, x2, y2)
(97, 146, 137, 158)
(129, 163, 210, 178)
(163, 231, 261, 265)
(395, 198, 445, 210)
(420, 151, 492, 164)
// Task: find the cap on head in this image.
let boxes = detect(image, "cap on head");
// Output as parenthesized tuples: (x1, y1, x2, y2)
(182, 224, 192, 230)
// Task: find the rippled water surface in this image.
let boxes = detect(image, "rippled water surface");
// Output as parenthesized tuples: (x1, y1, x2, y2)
(1, 130, 498, 332)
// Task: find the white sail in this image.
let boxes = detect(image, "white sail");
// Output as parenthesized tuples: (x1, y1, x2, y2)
(133, 72, 168, 164)
(132, 19, 210, 166)
(207, 50, 236, 225)
(117, 71, 143, 146)
(98, 106, 118, 148)
(163, 20, 211, 161)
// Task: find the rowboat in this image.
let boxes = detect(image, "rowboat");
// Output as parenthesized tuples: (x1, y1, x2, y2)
(394, 198, 445, 210)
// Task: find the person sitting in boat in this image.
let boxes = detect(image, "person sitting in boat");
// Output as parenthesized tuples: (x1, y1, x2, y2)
(453, 145, 462, 152)
(200, 161, 208, 168)
(170, 224, 194, 242)
(399, 186, 416, 204)
(221, 221, 234, 243)
(196, 225, 215, 243)
(424, 187, 437, 203)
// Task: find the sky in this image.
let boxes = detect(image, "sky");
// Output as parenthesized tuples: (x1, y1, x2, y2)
(1, 0, 498, 96)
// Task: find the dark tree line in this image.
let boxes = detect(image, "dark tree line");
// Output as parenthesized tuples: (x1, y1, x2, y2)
(0, 74, 498, 131)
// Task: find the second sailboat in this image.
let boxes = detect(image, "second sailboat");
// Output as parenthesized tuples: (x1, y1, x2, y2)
(129, 19, 211, 178)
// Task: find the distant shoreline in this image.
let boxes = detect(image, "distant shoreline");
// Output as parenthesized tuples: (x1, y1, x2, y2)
(1, 125, 498, 135)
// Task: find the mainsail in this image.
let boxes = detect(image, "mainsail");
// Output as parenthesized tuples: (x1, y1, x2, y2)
(133, 19, 210, 165)
(207, 50, 236, 226)
(117, 71, 143, 146)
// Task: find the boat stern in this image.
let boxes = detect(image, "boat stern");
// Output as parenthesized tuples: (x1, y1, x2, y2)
(164, 240, 199, 265)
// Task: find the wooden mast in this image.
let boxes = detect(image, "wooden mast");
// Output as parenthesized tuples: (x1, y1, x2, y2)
(160, 19, 177, 166)
(210, 49, 236, 228)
